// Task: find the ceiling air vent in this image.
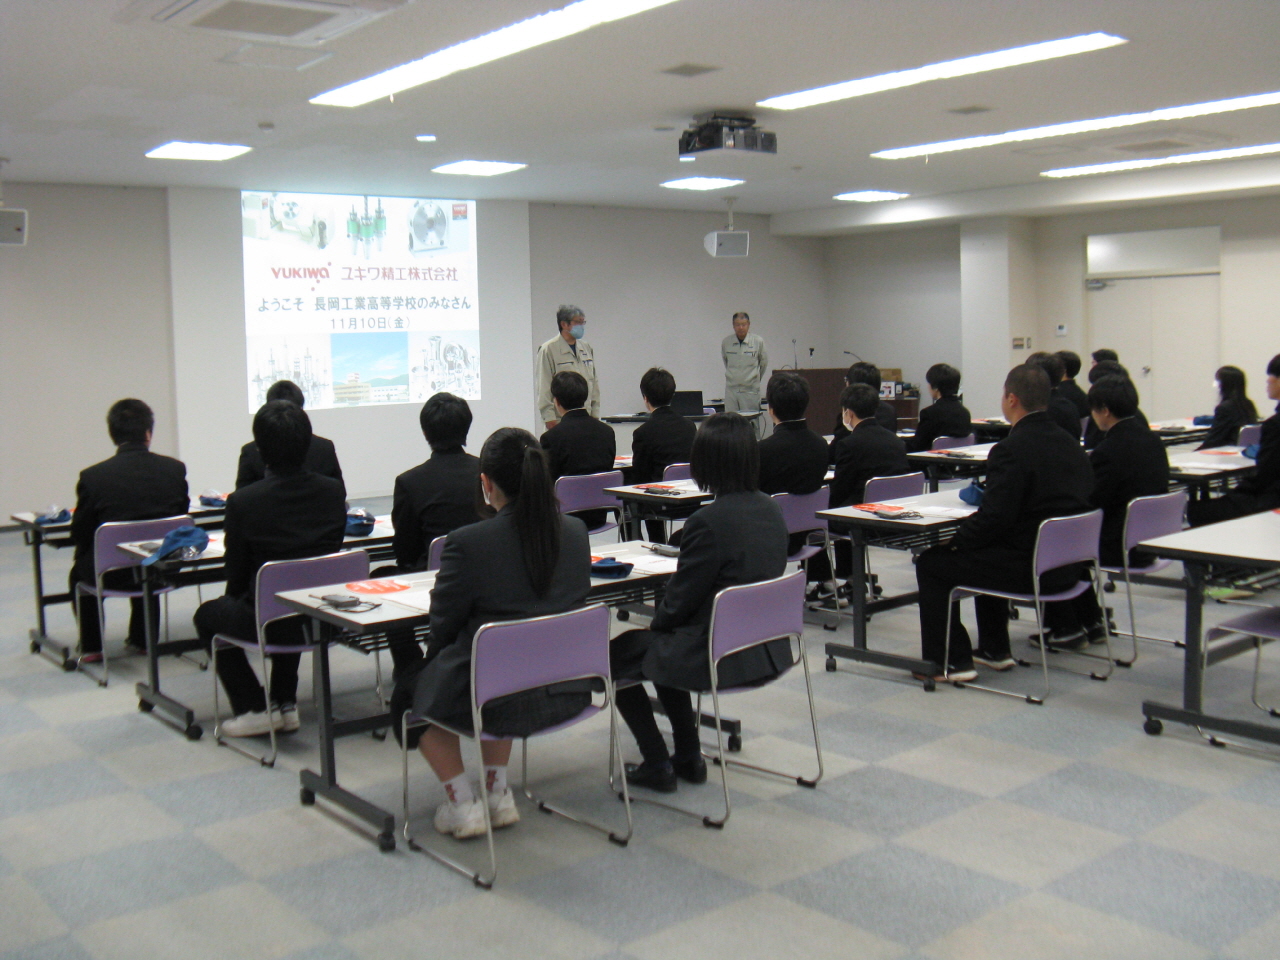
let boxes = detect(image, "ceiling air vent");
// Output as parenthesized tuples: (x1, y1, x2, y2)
(115, 0, 412, 47)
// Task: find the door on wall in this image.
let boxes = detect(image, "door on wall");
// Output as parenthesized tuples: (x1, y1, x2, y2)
(1086, 274, 1220, 422)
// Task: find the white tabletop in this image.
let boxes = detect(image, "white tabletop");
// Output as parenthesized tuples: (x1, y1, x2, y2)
(604, 478, 709, 503)
(819, 489, 977, 530)
(11, 497, 224, 532)
(1139, 510, 1280, 567)
(906, 442, 996, 462)
(1167, 446, 1255, 476)
(118, 516, 396, 563)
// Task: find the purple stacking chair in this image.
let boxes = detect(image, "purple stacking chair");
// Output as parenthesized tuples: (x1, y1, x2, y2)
(862, 472, 927, 502)
(618, 570, 821, 829)
(400, 603, 630, 889)
(772, 487, 837, 592)
(1237, 423, 1263, 448)
(662, 462, 692, 482)
(74, 515, 192, 687)
(931, 434, 976, 451)
(212, 549, 369, 767)
(944, 509, 1112, 703)
(1099, 491, 1187, 666)
(555, 471, 624, 538)
(427, 535, 447, 572)
(1081, 416, 1092, 438)
(1204, 607, 1280, 720)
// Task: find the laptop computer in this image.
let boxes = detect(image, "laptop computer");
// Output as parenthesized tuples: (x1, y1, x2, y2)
(669, 390, 705, 416)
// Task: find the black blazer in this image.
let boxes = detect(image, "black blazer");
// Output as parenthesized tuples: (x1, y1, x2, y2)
(758, 420, 829, 495)
(905, 396, 972, 452)
(412, 510, 591, 723)
(539, 408, 616, 480)
(1059, 379, 1090, 419)
(1047, 388, 1084, 440)
(1085, 407, 1148, 450)
(1236, 407, 1280, 503)
(631, 405, 696, 484)
(71, 443, 189, 584)
(829, 420, 911, 508)
(236, 436, 344, 494)
(1088, 417, 1170, 566)
(1198, 397, 1258, 450)
(391, 447, 481, 571)
(829, 400, 898, 461)
(950, 411, 1093, 555)
(644, 491, 790, 690)
(221, 469, 347, 602)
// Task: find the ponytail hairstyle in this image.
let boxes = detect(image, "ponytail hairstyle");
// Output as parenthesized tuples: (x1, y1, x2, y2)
(1216, 366, 1258, 420)
(478, 427, 561, 596)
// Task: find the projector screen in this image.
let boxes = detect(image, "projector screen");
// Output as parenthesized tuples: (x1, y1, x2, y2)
(241, 190, 480, 412)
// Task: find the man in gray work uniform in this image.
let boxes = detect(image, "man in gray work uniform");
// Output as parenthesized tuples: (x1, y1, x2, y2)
(536, 305, 600, 429)
(721, 311, 768, 435)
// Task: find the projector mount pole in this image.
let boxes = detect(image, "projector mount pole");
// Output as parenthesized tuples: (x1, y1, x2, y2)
(722, 195, 736, 231)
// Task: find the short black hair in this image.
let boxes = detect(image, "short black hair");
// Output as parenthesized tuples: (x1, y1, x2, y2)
(1004, 364, 1050, 412)
(253, 399, 312, 472)
(1088, 375, 1139, 419)
(1268, 354, 1280, 378)
(840, 382, 880, 419)
(1056, 351, 1082, 379)
(550, 370, 589, 410)
(265, 379, 305, 407)
(640, 367, 676, 407)
(1092, 348, 1119, 364)
(691, 413, 759, 495)
(845, 361, 881, 388)
(926, 363, 961, 397)
(419, 392, 472, 450)
(556, 304, 584, 331)
(107, 399, 154, 445)
(766, 372, 810, 421)
(1026, 351, 1065, 383)
(1088, 359, 1130, 384)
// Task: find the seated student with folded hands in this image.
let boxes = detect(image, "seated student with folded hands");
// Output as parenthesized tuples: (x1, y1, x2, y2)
(611, 413, 790, 792)
(194, 400, 346, 737)
(400, 428, 592, 839)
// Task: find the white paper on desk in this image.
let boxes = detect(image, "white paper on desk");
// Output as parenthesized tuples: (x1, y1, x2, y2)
(389, 587, 435, 613)
(1174, 461, 1230, 470)
(629, 556, 679, 575)
(915, 506, 975, 519)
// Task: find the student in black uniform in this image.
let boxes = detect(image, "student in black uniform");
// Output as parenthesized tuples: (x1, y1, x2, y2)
(829, 384, 911, 508)
(829, 361, 897, 460)
(1039, 375, 1170, 646)
(914, 365, 1093, 680)
(905, 363, 972, 452)
(236, 380, 343, 493)
(1055, 351, 1090, 419)
(70, 399, 189, 658)
(407, 428, 591, 839)
(1091, 348, 1119, 368)
(194, 401, 346, 737)
(1027, 352, 1083, 440)
(612, 413, 790, 792)
(1083, 360, 1147, 449)
(1197, 365, 1259, 450)
(757, 372, 829, 496)
(540, 370, 617, 531)
(1188, 354, 1280, 527)
(630, 368, 696, 485)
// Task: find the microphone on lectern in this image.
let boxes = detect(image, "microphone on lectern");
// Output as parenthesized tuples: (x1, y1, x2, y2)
(843, 350, 865, 362)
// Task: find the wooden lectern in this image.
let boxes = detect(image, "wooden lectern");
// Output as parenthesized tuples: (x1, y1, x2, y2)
(782, 368, 919, 431)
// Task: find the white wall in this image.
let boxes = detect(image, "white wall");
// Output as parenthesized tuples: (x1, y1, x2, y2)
(824, 224, 962, 400)
(527, 204, 831, 420)
(0, 183, 177, 514)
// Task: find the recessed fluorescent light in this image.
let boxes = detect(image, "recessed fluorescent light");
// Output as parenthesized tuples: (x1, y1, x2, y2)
(1042, 141, 1280, 178)
(678, 155, 696, 162)
(415, 134, 438, 142)
(660, 177, 743, 191)
(758, 32, 1126, 111)
(874, 89, 1280, 160)
(835, 190, 909, 202)
(312, 0, 683, 108)
(432, 160, 525, 176)
(145, 141, 252, 161)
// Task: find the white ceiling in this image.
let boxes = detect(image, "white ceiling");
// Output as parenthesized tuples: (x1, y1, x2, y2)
(5, 0, 1280, 225)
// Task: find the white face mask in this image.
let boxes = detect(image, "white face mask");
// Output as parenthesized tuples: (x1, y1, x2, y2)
(481, 479, 492, 506)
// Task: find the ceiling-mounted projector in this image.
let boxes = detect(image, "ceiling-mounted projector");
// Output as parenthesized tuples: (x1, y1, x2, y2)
(679, 111, 777, 157)
(704, 231, 749, 257)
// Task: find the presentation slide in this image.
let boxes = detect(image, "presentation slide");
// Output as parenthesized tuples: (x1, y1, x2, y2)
(241, 190, 480, 413)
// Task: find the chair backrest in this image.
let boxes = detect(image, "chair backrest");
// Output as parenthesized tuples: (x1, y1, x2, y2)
(771, 487, 829, 535)
(555, 471, 624, 514)
(472, 603, 611, 708)
(94, 515, 192, 579)
(427, 535, 447, 572)
(863, 471, 927, 502)
(255, 549, 370, 631)
(931, 434, 975, 450)
(1032, 510, 1103, 577)
(1237, 423, 1263, 447)
(708, 570, 806, 667)
(662, 462, 692, 482)
(702, 407, 716, 416)
(1081, 416, 1091, 437)
(1123, 490, 1187, 552)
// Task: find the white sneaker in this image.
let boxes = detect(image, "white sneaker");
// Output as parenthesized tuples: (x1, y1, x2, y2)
(220, 709, 283, 737)
(434, 799, 487, 840)
(486, 787, 520, 829)
(277, 703, 300, 733)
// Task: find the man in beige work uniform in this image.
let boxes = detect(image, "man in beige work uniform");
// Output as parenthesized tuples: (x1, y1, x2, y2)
(721, 311, 768, 436)
(536, 305, 599, 429)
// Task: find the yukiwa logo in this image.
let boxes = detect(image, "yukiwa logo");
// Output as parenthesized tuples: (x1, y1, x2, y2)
(271, 267, 330, 280)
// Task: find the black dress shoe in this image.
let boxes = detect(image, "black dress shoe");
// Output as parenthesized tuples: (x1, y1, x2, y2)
(672, 754, 707, 784)
(624, 760, 677, 793)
